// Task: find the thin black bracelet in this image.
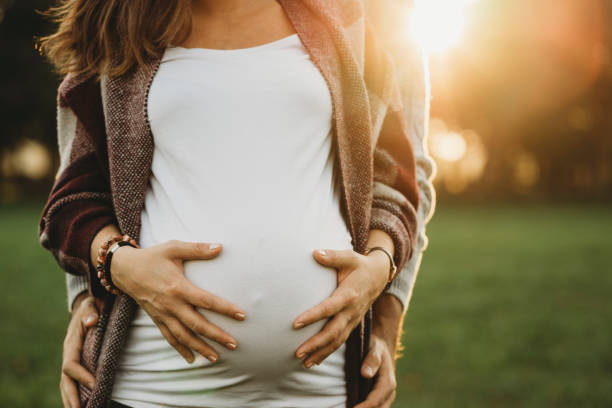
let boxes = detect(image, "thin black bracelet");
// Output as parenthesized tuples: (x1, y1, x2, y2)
(364, 246, 398, 284)
(104, 240, 136, 291)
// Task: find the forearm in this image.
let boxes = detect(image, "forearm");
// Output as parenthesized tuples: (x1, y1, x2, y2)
(367, 228, 394, 257)
(367, 229, 406, 365)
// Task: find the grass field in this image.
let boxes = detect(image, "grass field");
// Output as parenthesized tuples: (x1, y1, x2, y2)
(1, 202, 611, 407)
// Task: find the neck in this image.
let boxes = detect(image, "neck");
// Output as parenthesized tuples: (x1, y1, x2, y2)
(191, 0, 278, 19)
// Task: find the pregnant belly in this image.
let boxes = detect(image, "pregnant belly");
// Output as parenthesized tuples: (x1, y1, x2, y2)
(117, 222, 354, 389)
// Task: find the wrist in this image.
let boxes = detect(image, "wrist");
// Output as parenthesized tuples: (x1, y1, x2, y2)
(71, 290, 91, 312)
(366, 250, 392, 289)
(90, 224, 121, 268)
(366, 229, 397, 286)
(108, 244, 138, 293)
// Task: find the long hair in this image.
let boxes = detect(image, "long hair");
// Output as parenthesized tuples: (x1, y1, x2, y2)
(36, 0, 192, 79)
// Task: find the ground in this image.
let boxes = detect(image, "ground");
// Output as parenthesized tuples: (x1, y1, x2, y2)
(1, 203, 611, 407)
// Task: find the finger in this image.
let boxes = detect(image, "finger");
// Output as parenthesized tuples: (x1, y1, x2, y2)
(380, 352, 398, 407)
(361, 339, 383, 379)
(176, 305, 238, 350)
(82, 312, 98, 328)
(313, 248, 358, 270)
(302, 337, 347, 369)
(63, 327, 86, 367)
(63, 361, 95, 390)
(164, 316, 219, 363)
(165, 240, 222, 260)
(61, 374, 80, 408)
(80, 301, 99, 329)
(382, 390, 397, 408)
(355, 353, 397, 408)
(182, 281, 246, 320)
(354, 380, 390, 408)
(156, 320, 195, 364)
(301, 316, 354, 368)
(293, 287, 356, 329)
(295, 313, 349, 361)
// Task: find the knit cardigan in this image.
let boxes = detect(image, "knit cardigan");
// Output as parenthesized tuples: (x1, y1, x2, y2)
(38, 1, 422, 407)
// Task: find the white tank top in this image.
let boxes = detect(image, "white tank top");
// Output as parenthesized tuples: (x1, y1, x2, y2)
(110, 33, 354, 408)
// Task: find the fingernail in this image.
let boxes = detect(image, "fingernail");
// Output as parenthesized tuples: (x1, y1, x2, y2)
(207, 354, 218, 363)
(186, 355, 194, 364)
(296, 351, 305, 359)
(294, 321, 304, 329)
(209, 243, 221, 250)
(317, 249, 327, 256)
(304, 361, 313, 369)
(364, 366, 373, 377)
(234, 312, 246, 320)
(226, 342, 237, 350)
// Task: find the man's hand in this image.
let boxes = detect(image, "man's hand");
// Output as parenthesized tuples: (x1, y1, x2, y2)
(357, 293, 405, 408)
(355, 333, 397, 408)
(60, 292, 98, 408)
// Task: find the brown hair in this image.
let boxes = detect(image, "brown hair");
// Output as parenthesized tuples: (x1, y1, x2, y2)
(36, 0, 193, 80)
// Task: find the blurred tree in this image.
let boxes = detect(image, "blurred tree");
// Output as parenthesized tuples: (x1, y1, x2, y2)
(0, 0, 58, 181)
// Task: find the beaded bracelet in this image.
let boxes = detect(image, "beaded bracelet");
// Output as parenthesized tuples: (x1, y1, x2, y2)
(96, 233, 139, 295)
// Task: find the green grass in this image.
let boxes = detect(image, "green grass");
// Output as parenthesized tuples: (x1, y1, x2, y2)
(396, 204, 612, 408)
(1, 203, 611, 407)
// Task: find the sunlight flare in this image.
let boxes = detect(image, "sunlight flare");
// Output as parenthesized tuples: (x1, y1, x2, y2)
(409, 0, 478, 54)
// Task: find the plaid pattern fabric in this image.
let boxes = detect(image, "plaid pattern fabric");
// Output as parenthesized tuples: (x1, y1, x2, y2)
(38, 1, 420, 406)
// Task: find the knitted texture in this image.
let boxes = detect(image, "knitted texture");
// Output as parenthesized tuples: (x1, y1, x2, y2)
(38, 1, 420, 407)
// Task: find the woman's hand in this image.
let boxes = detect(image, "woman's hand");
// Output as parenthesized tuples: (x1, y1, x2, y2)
(292, 246, 390, 368)
(110, 239, 247, 363)
(60, 292, 98, 408)
(355, 333, 398, 408)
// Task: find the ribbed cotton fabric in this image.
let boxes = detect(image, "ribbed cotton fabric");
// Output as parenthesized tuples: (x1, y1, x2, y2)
(110, 33, 352, 408)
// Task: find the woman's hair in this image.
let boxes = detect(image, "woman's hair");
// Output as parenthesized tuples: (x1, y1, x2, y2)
(36, 0, 192, 79)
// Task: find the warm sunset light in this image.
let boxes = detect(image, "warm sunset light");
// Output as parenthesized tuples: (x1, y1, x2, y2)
(430, 131, 467, 162)
(409, 0, 478, 53)
(428, 119, 487, 194)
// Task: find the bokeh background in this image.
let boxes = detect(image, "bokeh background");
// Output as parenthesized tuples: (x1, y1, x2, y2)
(1, 0, 611, 406)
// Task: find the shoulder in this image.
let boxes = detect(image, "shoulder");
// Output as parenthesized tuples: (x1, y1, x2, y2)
(57, 72, 101, 111)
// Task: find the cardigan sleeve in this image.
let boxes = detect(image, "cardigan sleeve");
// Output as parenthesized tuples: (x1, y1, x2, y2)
(382, 35, 436, 312)
(66, 274, 89, 312)
(38, 79, 117, 310)
(364, 2, 437, 311)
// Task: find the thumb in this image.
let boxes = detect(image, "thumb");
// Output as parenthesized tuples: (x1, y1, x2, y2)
(313, 248, 356, 270)
(81, 301, 99, 328)
(361, 339, 383, 379)
(166, 240, 222, 260)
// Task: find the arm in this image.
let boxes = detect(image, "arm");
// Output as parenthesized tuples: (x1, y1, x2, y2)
(369, 0, 437, 313)
(39, 76, 118, 311)
(358, 2, 436, 406)
(291, 7, 428, 368)
(383, 28, 436, 313)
